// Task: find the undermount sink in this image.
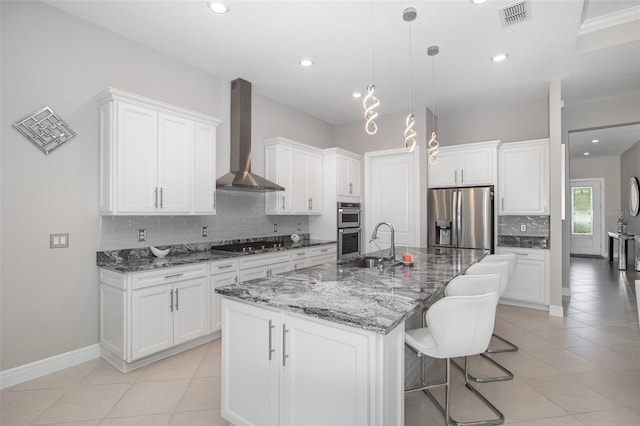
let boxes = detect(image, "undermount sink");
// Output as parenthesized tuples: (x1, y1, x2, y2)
(342, 256, 403, 269)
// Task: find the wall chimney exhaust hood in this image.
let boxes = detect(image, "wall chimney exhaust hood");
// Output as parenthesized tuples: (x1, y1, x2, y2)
(216, 78, 284, 192)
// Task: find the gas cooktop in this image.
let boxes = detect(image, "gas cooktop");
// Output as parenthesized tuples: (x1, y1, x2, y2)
(211, 240, 286, 254)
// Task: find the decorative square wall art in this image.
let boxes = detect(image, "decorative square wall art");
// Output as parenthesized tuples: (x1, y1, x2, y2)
(13, 106, 76, 155)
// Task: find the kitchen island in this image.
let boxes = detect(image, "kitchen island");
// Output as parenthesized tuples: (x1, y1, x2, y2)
(216, 247, 486, 426)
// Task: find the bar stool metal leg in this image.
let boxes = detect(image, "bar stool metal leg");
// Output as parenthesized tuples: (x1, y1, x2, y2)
(486, 333, 519, 353)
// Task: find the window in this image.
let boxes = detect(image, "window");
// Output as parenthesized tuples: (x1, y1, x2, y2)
(571, 187, 593, 235)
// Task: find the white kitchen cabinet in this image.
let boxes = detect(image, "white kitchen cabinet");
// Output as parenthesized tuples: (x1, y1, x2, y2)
(210, 259, 239, 333)
(96, 88, 220, 215)
(496, 247, 549, 306)
(239, 251, 291, 282)
(308, 244, 337, 266)
(99, 263, 211, 370)
(498, 138, 549, 215)
(194, 122, 218, 214)
(289, 248, 310, 271)
(427, 140, 500, 188)
(221, 298, 372, 426)
(264, 138, 322, 215)
(337, 153, 362, 198)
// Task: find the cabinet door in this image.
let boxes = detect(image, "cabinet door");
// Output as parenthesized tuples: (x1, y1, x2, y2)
(281, 315, 370, 426)
(458, 148, 494, 185)
(194, 122, 217, 214)
(337, 156, 361, 197)
(293, 149, 310, 213)
(499, 142, 549, 214)
(116, 102, 158, 213)
(307, 151, 323, 213)
(130, 283, 173, 361)
(210, 271, 237, 333)
(497, 249, 548, 304)
(265, 144, 294, 214)
(427, 150, 458, 187)
(173, 277, 210, 346)
(157, 113, 194, 213)
(222, 299, 280, 426)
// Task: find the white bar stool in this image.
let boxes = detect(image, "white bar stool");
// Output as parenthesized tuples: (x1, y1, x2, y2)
(405, 290, 504, 426)
(460, 261, 514, 383)
(480, 254, 520, 354)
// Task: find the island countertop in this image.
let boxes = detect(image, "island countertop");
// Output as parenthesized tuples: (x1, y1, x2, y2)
(216, 247, 487, 335)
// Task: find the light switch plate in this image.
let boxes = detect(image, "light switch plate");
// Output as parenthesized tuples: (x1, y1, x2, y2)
(138, 229, 147, 241)
(202, 226, 208, 237)
(520, 224, 527, 232)
(50, 233, 69, 248)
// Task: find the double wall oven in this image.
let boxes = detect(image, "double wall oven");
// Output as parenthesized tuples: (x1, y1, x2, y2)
(337, 202, 361, 260)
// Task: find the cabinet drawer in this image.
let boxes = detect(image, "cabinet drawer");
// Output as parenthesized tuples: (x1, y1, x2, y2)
(130, 263, 208, 290)
(239, 252, 291, 269)
(210, 259, 238, 275)
(289, 249, 309, 259)
(308, 245, 336, 257)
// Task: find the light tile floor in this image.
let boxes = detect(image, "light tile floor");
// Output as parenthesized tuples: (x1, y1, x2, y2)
(1, 257, 638, 425)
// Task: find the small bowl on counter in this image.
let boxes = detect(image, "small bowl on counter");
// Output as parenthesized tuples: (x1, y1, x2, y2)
(150, 246, 170, 258)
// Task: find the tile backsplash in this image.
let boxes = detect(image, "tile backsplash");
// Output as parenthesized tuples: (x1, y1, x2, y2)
(100, 190, 309, 250)
(498, 215, 550, 237)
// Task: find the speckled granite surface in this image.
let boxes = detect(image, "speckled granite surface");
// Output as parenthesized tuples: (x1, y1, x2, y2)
(97, 238, 336, 273)
(216, 247, 487, 335)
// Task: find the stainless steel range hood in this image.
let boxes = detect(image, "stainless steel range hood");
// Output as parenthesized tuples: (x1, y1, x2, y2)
(216, 78, 284, 192)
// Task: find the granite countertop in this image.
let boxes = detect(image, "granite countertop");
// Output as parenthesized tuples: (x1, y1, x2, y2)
(97, 239, 336, 273)
(215, 247, 487, 335)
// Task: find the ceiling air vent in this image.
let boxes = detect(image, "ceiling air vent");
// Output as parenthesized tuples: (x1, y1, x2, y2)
(499, 1, 531, 27)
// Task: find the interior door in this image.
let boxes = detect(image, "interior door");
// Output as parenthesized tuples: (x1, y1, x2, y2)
(570, 179, 603, 256)
(365, 149, 420, 253)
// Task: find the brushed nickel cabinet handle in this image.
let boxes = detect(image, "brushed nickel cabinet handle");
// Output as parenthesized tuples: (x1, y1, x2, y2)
(170, 289, 174, 312)
(461, 169, 464, 183)
(454, 170, 457, 183)
(282, 324, 289, 366)
(160, 188, 163, 208)
(282, 196, 285, 210)
(155, 187, 158, 209)
(175, 288, 179, 310)
(164, 273, 184, 279)
(213, 191, 216, 209)
(268, 320, 275, 360)
(218, 264, 234, 269)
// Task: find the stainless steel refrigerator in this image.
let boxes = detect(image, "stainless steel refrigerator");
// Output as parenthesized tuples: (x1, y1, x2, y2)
(427, 186, 494, 252)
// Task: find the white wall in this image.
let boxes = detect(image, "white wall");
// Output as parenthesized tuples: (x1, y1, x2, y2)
(0, 1, 332, 371)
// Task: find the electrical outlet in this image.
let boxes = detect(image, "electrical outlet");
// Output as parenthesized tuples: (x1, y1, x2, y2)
(138, 229, 147, 241)
(50, 233, 69, 248)
(297, 222, 301, 231)
(202, 226, 208, 237)
(520, 224, 527, 232)
(273, 223, 278, 233)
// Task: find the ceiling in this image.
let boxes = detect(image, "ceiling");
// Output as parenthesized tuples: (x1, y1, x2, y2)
(568, 122, 640, 160)
(43, 0, 640, 131)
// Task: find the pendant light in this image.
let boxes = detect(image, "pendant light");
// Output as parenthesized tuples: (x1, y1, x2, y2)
(363, 2, 379, 135)
(427, 45, 440, 164)
(403, 7, 417, 152)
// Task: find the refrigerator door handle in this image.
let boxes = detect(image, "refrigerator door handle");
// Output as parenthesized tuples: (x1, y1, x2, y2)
(452, 189, 459, 247)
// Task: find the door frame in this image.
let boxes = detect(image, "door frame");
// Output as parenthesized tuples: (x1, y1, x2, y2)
(569, 177, 605, 257)
(363, 147, 421, 251)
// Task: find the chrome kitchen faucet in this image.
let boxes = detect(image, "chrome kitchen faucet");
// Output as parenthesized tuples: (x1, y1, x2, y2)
(370, 222, 396, 261)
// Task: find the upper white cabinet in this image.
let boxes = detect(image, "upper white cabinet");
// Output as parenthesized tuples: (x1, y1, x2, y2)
(96, 88, 220, 215)
(428, 140, 500, 188)
(336, 152, 362, 198)
(264, 138, 322, 215)
(498, 139, 549, 215)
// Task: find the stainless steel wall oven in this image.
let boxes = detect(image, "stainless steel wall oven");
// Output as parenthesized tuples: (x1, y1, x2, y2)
(337, 202, 361, 260)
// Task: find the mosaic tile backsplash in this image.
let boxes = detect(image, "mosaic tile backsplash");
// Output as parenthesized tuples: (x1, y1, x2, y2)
(100, 190, 310, 250)
(498, 215, 550, 249)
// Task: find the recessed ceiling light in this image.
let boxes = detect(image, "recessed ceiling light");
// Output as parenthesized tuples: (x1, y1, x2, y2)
(352, 91, 362, 99)
(207, 2, 229, 14)
(591, 139, 600, 143)
(470, 0, 488, 4)
(299, 58, 314, 68)
(491, 53, 509, 62)
(583, 152, 590, 156)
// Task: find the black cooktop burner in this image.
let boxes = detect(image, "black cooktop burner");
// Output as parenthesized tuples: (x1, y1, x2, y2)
(211, 240, 285, 254)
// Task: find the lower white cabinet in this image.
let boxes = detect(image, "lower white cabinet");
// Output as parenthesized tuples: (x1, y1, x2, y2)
(239, 251, 291, 282)
(221, 298, 375, 426)
(210, 259, 239, 333)
(99, 263, 211, 369)
(496, 247, 550, 306)
(308, 244, 337, 266)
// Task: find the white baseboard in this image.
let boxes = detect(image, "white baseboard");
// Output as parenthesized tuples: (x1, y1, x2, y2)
(0, 344, 101, 389)
(549, 304, 564, 317)
(562, 287, 571, 297)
